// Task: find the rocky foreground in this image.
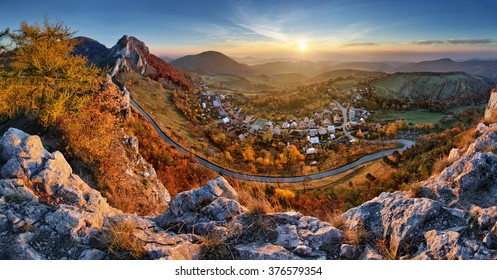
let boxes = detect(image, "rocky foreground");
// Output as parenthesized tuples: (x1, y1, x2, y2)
(1, 122, 497, 259)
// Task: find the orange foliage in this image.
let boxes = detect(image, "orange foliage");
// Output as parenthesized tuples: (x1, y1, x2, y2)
(126, 113, 217, 197)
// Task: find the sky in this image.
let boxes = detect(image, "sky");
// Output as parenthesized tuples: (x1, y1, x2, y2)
(1, 0, 497, 61)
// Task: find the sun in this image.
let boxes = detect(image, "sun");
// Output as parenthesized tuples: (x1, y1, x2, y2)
(298, 40, 308, 52)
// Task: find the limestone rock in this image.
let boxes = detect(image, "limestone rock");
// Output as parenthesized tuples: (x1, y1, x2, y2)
(344, 192, 441, 254)
(155, 176, 245, 232)
(235, 243, 301, 260)
(340, 244, 360, 260)
(360, 244, 383, 260)
(484, 90, 497, 119)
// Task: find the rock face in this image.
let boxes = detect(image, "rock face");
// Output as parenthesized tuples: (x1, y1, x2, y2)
(0, 128, 178, 260)
(485, 90, 497, 120)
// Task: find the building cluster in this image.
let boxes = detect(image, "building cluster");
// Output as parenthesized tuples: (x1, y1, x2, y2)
(199, 88, 375, 157)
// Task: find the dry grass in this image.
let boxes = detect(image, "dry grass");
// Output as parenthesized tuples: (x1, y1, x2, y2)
(228, 178, 283, 214)
(432, 155, 452, 176)
(101, 220, 146, 260)
(344, 222, 369, 247)
(375, 238, 397, 260)
(455, 128, 476, 151)
(199, 233, 236, 260)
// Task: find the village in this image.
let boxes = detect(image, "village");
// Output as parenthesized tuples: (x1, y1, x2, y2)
(197, 86, 387, 160)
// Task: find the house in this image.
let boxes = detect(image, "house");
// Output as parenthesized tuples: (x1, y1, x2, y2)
(249, 125, 261, 134)
(222, 117, 230, 124)
(282, 122, 290, 129)
(212, 100, 221, 107)
(309, 119, 316, 128)
(290, 121, 298, 129)
(323, 118, 331, 126)
(318, 126, 327, 135)
(349, 108, 356, 119)
(299, 121, 308, 129)
(309, 137, 320, 144)
(327, 125, 335, 133)
(330, 134, 336, 140)
(273, 126, 281, 135)
(306, 148, 318, 155)
(334, 115, 341, 124)
(238, 134, 246, 141)
(243, 116, 253, 124)
(309, 129, 318, 137)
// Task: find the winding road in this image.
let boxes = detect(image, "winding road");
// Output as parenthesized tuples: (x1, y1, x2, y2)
(130, 98, 415, 183)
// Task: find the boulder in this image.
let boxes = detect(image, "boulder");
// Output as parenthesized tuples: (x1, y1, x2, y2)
(344, 192, 441, 255)
(155, 176, 245, 231)
(0, 128, 30, 160)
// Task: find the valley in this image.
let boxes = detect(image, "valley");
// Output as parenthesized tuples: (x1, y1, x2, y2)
(88, 37, 494, 183)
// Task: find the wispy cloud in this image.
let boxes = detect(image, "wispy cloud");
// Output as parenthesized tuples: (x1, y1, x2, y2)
(409, 40, 445, 45)
(342, 42, 379, 47)
(446, 39, 493, 45)
(237, 23, 289, 42)
(408, 38, 494, 45)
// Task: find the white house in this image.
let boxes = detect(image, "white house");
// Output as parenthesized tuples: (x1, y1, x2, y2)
(306, 148, 318, 154)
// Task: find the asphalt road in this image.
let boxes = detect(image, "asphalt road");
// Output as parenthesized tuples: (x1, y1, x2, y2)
(130, 98, 415, 183)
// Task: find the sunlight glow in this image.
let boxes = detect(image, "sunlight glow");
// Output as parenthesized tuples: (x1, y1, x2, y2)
(298, 40, 308, 52)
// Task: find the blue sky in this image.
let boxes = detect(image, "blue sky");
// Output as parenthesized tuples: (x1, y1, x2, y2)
(2, 0, 497, 60)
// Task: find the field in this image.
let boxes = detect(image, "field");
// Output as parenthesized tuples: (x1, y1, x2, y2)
(374, 104, 486, 125)
(373, 109, 446, 125)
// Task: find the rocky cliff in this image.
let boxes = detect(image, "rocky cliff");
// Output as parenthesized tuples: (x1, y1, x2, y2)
(2, 118, 497, 259)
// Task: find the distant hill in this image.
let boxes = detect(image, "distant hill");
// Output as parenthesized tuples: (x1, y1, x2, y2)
(171, 51, 254, 76)
(72, 36, 112, 68)
(160, 56, 175, 63)
(250, 60, 335, 76)
(371, 72, 494, 107)
(396, 58, 497, 81)
(308, 69, 387, 83)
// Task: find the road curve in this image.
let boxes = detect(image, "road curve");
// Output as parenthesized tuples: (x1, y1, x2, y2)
(130, 98, 415, 183)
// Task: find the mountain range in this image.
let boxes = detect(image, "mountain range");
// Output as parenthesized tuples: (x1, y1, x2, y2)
(170, 52, 497, 81)
(74, 35, 497, 84)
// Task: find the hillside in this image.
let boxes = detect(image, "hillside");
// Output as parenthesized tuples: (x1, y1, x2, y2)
(171, 51, 254, 76)
(397, 58, 497, 81)
(72, 36, 112, 68)
(371, 72, 494, 108)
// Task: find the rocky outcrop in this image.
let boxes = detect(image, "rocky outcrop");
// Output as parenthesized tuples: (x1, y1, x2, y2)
(341, 122, 497, 260)
(0, 128, 179, 259)
(485, 89, 497, 120)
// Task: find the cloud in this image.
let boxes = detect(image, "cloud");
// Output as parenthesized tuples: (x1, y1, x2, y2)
(342, 42, 379, 47)
(446, 39, 493, 45)
(408, 38, 494, 45)
(237, 23, 289, 42)
(410, 40, 445, 45)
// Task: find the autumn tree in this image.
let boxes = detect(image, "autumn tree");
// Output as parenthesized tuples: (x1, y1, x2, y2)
(0, 17, 100, 125)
